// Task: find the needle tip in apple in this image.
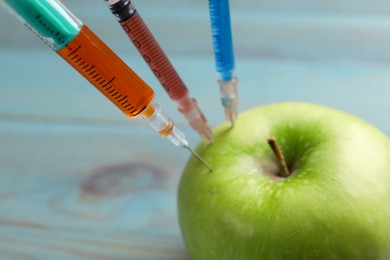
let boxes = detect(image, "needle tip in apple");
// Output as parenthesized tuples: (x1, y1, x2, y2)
(185, 146, 213, 172)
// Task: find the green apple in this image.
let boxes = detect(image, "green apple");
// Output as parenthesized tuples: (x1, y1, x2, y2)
(178, 102, 390, 259)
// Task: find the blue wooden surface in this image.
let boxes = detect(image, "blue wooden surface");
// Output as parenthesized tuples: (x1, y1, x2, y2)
(1, 0, 390, 258)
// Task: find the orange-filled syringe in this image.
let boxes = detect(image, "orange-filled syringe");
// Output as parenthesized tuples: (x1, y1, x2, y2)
(1, 0, 212, 171)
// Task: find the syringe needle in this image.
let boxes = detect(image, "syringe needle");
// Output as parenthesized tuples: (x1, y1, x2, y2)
(184, 145, 213, 172)
(140, 103, 212, 171)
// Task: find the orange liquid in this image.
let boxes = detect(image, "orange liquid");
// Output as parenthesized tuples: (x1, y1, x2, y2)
(158, 121, 174, 136)
(57, 25, 154, 118)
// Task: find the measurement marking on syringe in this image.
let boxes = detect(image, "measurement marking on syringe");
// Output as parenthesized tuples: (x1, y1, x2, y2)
(52, 25, 155, 120)
(67, 46, 81, 57)
(85, 65, 95, 73)
(132, 107, 146, 116)
(102, 77, 115, 88)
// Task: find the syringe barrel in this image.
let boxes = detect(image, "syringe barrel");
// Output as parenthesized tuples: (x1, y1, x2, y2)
(2, 0, 154, 118)
(105, 0, 214, 142)
(106, 0, 189, 101)
(2, 0, 81, 50)
(57, 25, 154, 118)
(208, 0, 235, 81)
(1, 0, 191, 148)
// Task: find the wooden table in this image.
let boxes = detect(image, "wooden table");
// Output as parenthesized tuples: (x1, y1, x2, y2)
(1, 0, 390, 258)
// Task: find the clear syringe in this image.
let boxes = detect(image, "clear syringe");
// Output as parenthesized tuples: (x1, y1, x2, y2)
(1, 0, 212, 171)
(208, 0, 238, 126)
(104, 0, 214, 143)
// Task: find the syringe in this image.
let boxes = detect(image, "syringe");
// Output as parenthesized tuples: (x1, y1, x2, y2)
(104, 0, 214, 143)
(208, 0, 238, 126)
(1, 0, 212, 171)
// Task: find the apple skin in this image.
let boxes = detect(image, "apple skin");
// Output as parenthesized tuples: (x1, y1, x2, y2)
(178, 102, 390, 259)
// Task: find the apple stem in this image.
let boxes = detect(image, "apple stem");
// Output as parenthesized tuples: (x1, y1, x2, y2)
(267, 137, 290, 178)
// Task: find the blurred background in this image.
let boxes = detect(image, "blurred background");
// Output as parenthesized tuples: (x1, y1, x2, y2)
(1, 0, 390, 258)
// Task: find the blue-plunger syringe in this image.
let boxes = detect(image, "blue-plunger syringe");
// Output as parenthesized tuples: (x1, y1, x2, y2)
(208, 0, 238, 126)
